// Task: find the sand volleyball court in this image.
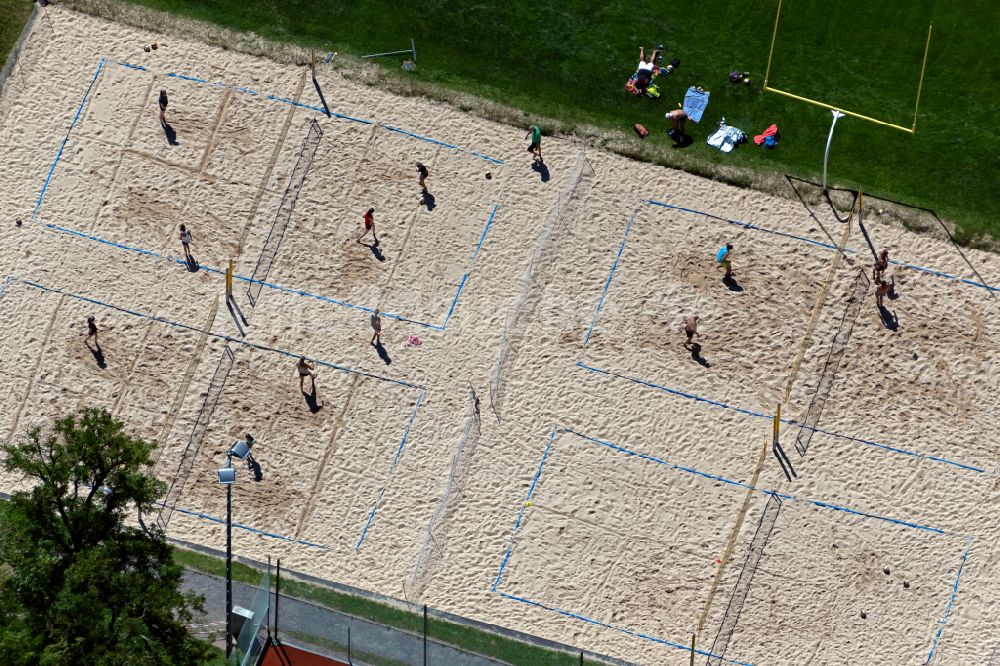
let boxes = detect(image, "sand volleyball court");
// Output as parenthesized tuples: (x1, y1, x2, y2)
(2, 8, 1000, 664)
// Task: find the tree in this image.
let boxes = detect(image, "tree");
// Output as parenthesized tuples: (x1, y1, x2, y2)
(0, 408, 211, 665)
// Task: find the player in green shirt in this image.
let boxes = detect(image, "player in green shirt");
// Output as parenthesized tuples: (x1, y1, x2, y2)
(525, 124, 542, 162)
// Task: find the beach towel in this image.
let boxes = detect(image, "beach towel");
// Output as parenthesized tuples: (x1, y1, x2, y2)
(754, 124, 779, 145)
(707, 124, 747, 153)
(625, 65, 660, 96)
(683, 86, 710, 123)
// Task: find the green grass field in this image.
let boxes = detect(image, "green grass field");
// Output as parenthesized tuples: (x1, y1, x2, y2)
(90, 0, 998, 245)
(0, 0, 33, 66)
(173, 548, 603, 665)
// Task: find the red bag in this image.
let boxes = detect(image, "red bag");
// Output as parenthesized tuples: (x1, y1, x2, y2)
(634, 123, 649, 138)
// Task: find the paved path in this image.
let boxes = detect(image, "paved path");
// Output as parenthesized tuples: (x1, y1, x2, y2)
(183, 570, 508, 666)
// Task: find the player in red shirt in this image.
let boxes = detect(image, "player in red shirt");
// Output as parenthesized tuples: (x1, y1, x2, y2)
(357, 207, 377, 245)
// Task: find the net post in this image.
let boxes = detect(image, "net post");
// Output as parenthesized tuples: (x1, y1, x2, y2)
(822, 109, 846, 192)
(773, 403, 781, 444)
(225, 259, 233, 300)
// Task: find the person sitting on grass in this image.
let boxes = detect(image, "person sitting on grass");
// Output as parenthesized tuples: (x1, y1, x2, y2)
(666, 108, 689, 140)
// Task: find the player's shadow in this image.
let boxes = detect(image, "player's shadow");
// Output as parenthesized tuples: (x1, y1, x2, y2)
(185, 254, 200, 272)
(723, 274, 743, 292)
(374, 340, 391, 365)
(312, 73, 332, 118)
(878, 305, 899, 331)
(302, 382, 323, 413)
(226, 296, 247, 337)
(162, 122, 178, 146)
(689, 343, 710, 368)
(86, 341, 107, 369)
(247, 457, 264, 482)
(363, 242, 386, 262)
(532, 159, 550, 182)
(421, 192, 436, 211)
(670, 133, 694, 148)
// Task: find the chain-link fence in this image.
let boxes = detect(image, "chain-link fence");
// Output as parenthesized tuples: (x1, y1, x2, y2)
(0, 5, 54, 127)
(176, 544, 632, 666)
(269, 560, 631, 666)
(235, 565, 271, 666)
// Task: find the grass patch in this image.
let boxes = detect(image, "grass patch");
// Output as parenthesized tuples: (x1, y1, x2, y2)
(174, 546, 609, 666)
(66, 0, 1000, 246)
(199, 643, 227, 666)
(0, 0, 33, 66)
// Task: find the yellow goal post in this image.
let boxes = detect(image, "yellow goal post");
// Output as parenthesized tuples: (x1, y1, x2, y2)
(762, 0, 933, 134)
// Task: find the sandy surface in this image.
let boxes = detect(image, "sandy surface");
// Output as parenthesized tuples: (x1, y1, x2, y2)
(2, 8, 1000, 665)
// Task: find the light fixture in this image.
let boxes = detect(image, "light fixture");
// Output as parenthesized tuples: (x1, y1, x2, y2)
(230, 439, 251, 461)
(217, 466, 236, 484)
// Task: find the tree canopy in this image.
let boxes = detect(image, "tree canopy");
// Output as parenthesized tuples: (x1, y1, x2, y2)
(0, 408, 211, 665)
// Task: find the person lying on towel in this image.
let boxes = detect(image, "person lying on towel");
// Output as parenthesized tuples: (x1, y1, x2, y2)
(625, 51, 679, 97)
(634, 47, 660, 94)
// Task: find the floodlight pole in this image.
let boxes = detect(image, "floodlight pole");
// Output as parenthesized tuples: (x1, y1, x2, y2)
(822, 110, 845, 193)
(225, 453, 233, 661)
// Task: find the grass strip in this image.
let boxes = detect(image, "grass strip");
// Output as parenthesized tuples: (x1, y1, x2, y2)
(174, 546, 611, 665)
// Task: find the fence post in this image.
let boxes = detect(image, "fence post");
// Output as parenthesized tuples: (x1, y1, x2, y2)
(266, 556, 272, 641)
(580, 650, 584, 665)
(423, 604, 428, 666)
(348, 625, 352, 665)
(274, 559, 281, 642)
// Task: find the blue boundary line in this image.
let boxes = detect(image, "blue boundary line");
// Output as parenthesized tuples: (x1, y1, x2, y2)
(383, 124, 458, 149)
(19, 278, 420, 390)
(493, 427, 969, 665)
(43, 196, 500, 330)
(44, 223, 443, 330)
(492, 428, 557, 592)
(33, 59, 105, 219)
(925, 537, 973, 664)
(643, 198, 998, 293)
(355, 489, 384, 553)
(498, 591, 754, 666)
(37, 60, 503, 328)
(560, 427, 949, 534)
(472, 204, 501, 261)
(15, 276, 425, 553)
(576, 203, 987, 473)
(355, 389, 426, 552)
(575, 362, 984, 474)
(583, 208, 635, 347)
(167, 505, 342, 553)
(111, 60, 506, 164)
(264, 94, 372, 124)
